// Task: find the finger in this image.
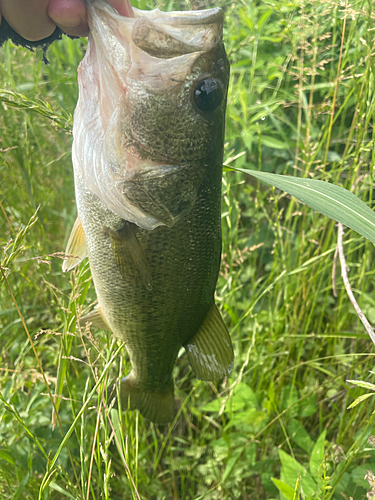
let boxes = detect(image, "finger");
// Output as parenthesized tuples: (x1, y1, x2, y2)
(108, 0, 134, 17)
(48, 0, 89, 37)
(0, 0, 56, 41)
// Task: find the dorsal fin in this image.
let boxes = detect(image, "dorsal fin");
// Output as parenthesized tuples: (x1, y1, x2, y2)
(185, 304, 234, 381)
(62, 216, 88, 272)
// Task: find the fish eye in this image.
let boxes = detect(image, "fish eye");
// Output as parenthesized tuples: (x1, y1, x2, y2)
(193, 78, 224, 113)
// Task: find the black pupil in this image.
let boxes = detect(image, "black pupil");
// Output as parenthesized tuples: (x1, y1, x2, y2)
(194, 79, 223, 113)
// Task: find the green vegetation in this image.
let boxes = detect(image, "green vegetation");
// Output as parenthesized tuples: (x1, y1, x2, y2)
(1, 0, 375, 498)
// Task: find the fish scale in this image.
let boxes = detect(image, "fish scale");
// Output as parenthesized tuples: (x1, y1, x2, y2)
(63, 0, 233, 423)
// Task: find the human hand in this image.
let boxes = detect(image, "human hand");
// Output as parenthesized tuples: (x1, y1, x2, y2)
(0, 0, 134, 41)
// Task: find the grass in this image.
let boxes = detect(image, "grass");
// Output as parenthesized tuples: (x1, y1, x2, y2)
(1, 0, 375, 498)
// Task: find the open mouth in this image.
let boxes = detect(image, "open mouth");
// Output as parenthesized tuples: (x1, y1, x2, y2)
(86, 1, 224, 69)
(73, 1, 227, 230)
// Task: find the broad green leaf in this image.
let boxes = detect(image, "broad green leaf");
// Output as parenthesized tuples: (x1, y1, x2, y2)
(261, 135, 289, 149)
(257, 9, 273, 28)
(309, 431, 326, 481)
(232, 383, 258, 408)
(280, 384, 299, 416)
(224, 409, 267, 431)
(300, 393, 318, 418)
(222, 447, 243, 482)
(288, 418, 314, 453)
(230, 168, 375, 246)
(351, 464, 375, 489)
(326, 151, 342, 163)
(271, 478, 296, 499)
(279, 449, 317, 497)
(201, 382, 257, 412)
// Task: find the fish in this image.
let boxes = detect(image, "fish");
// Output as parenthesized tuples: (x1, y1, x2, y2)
(63, 0, 233, 424)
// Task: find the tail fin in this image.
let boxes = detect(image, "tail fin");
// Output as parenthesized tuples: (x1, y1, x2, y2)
(118, 375, 175, 424)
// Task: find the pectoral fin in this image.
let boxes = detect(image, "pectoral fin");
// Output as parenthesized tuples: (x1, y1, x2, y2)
(104, 222, 152, 291)
(79, 305, 111, 331)
(185, 304, 234, 381)
(62, 216, 88, 272)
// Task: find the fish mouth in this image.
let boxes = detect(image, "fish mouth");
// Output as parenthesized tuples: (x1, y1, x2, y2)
(74, 1, 227, 230)
(78, 0, 226, 142)
(83, 1, 225, 92)
(89, 1, 224, 56)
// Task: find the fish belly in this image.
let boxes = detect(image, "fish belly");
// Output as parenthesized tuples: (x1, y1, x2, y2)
(75, 166, 222, 421)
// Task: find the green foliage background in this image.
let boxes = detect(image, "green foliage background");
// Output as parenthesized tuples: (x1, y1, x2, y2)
(1, 0, 375, 498)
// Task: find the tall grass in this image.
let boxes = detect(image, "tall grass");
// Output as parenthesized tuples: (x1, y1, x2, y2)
(1, 0, 375, 498)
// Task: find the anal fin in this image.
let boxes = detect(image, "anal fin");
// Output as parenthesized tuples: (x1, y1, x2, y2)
(104, 222, 152, 291)
(185, 304, 234, 381)
(62, 216, 88, 272)
(79, 305, 111, 331)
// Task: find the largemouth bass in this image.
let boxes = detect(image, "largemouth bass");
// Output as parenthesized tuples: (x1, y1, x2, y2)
(63, 0, 232, 423)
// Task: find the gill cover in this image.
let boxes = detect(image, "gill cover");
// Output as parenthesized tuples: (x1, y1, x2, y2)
(73, 0, 225, 229)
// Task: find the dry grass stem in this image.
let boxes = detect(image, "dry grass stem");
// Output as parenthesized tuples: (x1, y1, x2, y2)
(337, 223, 375, 347)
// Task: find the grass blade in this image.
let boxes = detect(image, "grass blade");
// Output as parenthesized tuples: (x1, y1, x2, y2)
(230, 168, 375, 245)
(39, 342, 125, 499)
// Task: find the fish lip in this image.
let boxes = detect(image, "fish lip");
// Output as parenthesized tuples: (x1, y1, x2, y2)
(87, 1, 224, 53)
(91, 1, 223, 26)
(132, 6, 224, 28)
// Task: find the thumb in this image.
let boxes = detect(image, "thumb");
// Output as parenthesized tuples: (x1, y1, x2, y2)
(107, 0, 134, 17)
(48, 0, 89, 37)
